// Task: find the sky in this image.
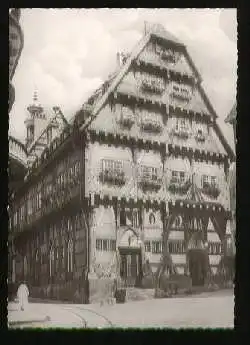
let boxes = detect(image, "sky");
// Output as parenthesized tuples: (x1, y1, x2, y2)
(9, 8, 237, 151)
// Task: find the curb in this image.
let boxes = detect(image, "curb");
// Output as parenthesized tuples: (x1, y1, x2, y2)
(9, 316, 51, 327)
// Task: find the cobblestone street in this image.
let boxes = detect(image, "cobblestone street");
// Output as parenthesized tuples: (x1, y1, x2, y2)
(8, 289, 234, 329)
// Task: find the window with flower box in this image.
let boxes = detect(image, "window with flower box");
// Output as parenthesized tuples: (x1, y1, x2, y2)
(195, 128, 206, 142)
(117, 105, 135, 129)
(152, 241, 163, 254)
(99, 159, 125, 186)
(201, 175, 220, 199)
(140, 111, 163, 133)
(155, 45, 181, 64)
(139, 165, 162, 191)
(141, 74, 165, 94)
(171, 82, 193, 102)
(169, 170, 191, 194)
(96, 239, 116, 251)
(172, 119, 189, 139)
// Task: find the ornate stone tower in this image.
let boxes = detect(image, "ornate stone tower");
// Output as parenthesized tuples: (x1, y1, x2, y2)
(25, 91, 47, 148)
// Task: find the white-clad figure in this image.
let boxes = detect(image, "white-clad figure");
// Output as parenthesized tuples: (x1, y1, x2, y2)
(17, 282, 29, 311)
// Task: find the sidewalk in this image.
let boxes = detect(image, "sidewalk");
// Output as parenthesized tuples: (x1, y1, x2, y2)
(8, 302, 84, 329)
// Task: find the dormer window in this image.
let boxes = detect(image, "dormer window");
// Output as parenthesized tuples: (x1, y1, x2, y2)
(99, 159, 125, 186)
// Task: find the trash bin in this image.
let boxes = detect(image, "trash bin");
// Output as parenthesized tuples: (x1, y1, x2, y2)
(115, 289, 126, 303)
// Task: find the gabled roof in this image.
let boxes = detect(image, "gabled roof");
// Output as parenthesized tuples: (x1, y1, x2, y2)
(145, 22, 184, 46)
(75, 23, 234, 161)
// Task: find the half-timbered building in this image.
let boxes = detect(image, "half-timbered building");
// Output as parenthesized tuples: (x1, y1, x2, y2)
(9, 23, 235, 303)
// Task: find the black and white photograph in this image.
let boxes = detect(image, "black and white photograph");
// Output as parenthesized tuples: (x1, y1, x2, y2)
(8, 8, 236, 329)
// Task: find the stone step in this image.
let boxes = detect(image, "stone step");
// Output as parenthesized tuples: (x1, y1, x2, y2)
(126, 288, 155, 301)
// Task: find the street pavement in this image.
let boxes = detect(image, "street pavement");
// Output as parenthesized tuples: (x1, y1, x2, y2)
(8, 289, 234, 329)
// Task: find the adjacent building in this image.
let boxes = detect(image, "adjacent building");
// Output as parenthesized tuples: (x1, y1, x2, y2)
(225, 103, 236, 256)
(9, 23, 235, 303)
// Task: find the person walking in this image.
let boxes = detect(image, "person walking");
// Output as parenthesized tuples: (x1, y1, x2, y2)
(17, 281, 29, 311)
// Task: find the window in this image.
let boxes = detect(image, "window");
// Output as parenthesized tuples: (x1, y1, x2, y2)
(96, 239, 116, 251)
(202, 175, 217, 189)
(49, 247, 54, 277)
(152, 241, 162, 254)
(141, 166, 159, 181)
(168, 240, 185, 253)
(120, 209, 127, 226)
(149, 213, 156, 225)
(100, 159, 124, 184)
(173, 216, 182, 229)
(176, 119, 188, 132)
(67, 239, 73, 272)
(102, 159, 122, 174)
(171, 171, 186, 184)
(211, 176, 217, 187)
(47, 127, 53, 144)
(133, 210, 140, 228)
(145, 241, 151, 252)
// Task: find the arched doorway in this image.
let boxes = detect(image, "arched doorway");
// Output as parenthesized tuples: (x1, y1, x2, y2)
(118, 228, 143, 287)
(187, 232, 208, 286)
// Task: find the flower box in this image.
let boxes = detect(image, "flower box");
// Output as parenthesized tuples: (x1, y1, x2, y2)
(139, 177, 162, 191)
(141, 79, 164, 94)
(140, 118, 163, 133)
(99, 170, 126, 186)
(168, 180, 191, 194)
(171, 84, 192, 102)
(201, 185, 220, 199)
